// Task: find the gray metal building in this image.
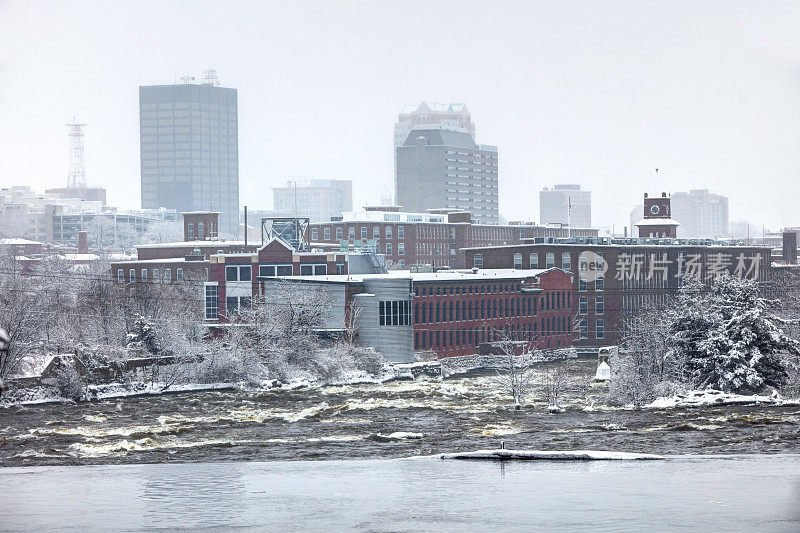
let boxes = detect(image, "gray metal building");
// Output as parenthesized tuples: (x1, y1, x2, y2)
(139, 73, 239, 236)
(395, 125, 499, 225)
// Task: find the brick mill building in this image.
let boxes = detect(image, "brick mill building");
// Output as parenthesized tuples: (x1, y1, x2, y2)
(457, 240, 771, 352)
(248, 267, 574, 362)
(307, 206, 598, 269)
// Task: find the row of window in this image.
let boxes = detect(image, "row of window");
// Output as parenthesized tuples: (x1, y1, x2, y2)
(312, 225, 405, 242)
(118, 267, 186, 283)
(378, 300, 412, 326)
(187, 221, 213, 240)
(578, 296, 604, 315)
(414, 283, 521, 296)
(226, 262, 347, 281)
(412, 291, 570, 324)
(577, 319, 605, 339)
(414, 320, 569, 351)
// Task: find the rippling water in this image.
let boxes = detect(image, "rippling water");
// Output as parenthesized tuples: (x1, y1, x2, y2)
(2, 456, 800, 531)
(2, 360, 800, 466)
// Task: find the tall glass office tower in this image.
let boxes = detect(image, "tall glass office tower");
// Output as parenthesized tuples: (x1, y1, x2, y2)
(139, 77, 239, 236)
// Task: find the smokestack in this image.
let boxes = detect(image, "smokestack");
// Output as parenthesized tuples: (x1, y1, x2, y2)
(244, 206, 248, 251)
(78, 231, 88, 254)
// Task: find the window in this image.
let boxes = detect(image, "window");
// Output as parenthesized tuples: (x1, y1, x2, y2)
(260, 264, 293, 277)
(596, 319, 605, 339)
(226, 265, 251, 281)
(188, 222, 194, 239)
(205, 284, 219, 320)
(513, 253, 522, 269)
(311, 228, 318, 241)
(300, 263, 327, 276)
(386, 226, 393, 239)
(153, 268, 160, 282)
(336, 262, 346, 275)
(562, 252, 571, 271)
(529, 253, 538, 269)
(336, 227, 343, 240)
(324, 227, 331, 240)
(579, 320, 587, 339)
(398, 226, 404, 239)
(595, 274, 604, 291)
(579, 296, 588, 315)
(164, 268, 172, 282)
(373, 227, 380, 239)
(595, 296, 604, 315)
(379, 300, 411, 326)
(398, 243, 405, 255)
(361, 227, 367, 240)
(176, 268, 184, 281)
(198, 222, 205, 239)
(141, 269, 148, 282)
(117, 269, 124, 282)
(348, 227, 355, 239)
(129, 269, 135, 282)
(579, 278, 587, 292)
(546, 253, 555, 268)
(474, 253, 483, 269)
(386, 243, 392, 255)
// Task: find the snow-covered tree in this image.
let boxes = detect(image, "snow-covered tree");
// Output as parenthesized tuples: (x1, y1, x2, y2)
(675, 276, 798, 393)
(614, 275, 800, 404)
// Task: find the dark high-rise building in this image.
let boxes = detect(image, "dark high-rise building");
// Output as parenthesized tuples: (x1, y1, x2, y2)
(395, 125, 499, 224)
(139, 71, 239, 235)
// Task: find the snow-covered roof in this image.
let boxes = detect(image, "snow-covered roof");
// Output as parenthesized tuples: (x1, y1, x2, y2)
(634, 218, 680, 226)
(111, 257, 196, 264)
(136, 240, 249, 249)
(0, 238, 43, 245)
(62, 254, 99, 261)
(260, 268, 564, 284)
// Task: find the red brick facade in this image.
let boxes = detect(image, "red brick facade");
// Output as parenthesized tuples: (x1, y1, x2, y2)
(412, 269, 575, 357)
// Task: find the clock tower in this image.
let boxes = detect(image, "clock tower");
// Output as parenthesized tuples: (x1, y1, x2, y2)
(635, 192, 679, 239)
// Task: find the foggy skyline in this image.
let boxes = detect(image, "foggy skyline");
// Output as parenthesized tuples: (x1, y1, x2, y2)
(2, 0, 800, 232)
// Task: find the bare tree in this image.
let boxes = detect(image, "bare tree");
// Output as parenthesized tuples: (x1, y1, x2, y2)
(487, 332, 536, 408)
(537, 366, 568, 411)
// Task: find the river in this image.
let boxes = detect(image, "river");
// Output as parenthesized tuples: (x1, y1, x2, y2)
(1, 455, 799, 531)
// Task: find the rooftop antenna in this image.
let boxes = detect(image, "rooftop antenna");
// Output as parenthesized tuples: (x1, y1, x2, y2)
(66, 118, 87, 188)
(202, 69, 220, 86)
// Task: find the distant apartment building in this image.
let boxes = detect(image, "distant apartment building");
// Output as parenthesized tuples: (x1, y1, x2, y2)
(139, 71, 239, 236)
(0, 186, 175, 245)
(539, 184, 591, 228)
(670, 189, 729, 239)
(396, 125, 499, 224)
(272, 179, 353, 223)
(394, 103, 474, 148)
(307, 206, 598, 269)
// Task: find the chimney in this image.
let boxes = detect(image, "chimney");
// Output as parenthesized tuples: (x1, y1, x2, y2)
(78, 231, 89, 254)
(783, 231, 797, 264)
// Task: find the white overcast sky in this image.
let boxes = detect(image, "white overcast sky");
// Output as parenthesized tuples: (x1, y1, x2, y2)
(1, 0, 800, 231)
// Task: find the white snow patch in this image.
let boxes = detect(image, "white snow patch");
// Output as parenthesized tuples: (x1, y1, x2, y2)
(439, 449, 664, 461)
(646, 389, 799, 409)
(373, 431, 424, 442)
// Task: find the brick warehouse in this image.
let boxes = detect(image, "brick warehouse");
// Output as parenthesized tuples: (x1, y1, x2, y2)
(252, 268, 573, 361)
(410, 268, 574, 357)
(307, 206, 598, 269)
(457, 241, 771, 352)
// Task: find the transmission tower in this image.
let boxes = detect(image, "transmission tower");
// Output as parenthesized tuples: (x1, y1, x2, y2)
(66, 118, 87, 188)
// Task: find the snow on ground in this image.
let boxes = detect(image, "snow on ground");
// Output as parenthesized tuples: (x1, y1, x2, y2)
(438, 449, 664, 460)
(646, 389, 800, 409)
